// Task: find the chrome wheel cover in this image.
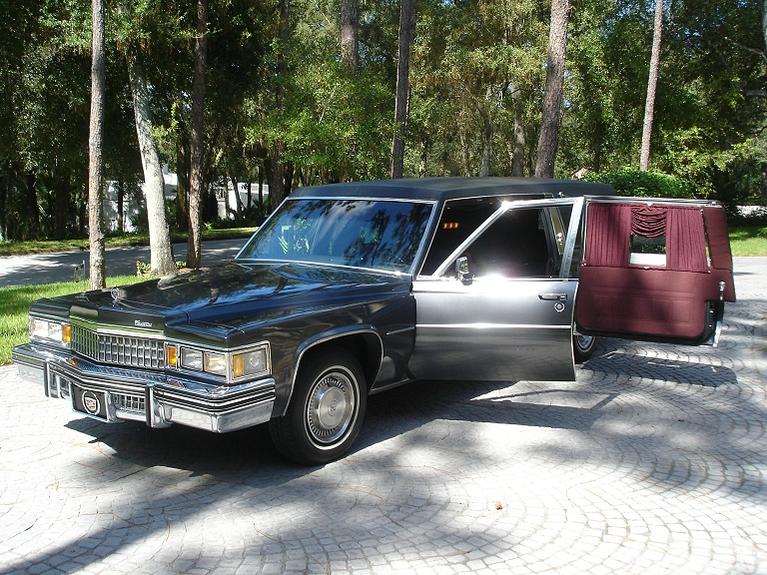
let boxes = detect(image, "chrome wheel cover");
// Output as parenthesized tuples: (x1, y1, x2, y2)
(575, 334, 595, 351)
(305, 368, 357, 446)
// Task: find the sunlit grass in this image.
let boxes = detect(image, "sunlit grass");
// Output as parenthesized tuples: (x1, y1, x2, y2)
(0, 275, 148, 365)
(729, 226, 767, 256)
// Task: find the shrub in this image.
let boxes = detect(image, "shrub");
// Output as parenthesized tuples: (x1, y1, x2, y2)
(586, 168, 698, 199)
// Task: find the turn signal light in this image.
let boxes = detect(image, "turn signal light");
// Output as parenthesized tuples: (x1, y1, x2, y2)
(165, 344, 178, 367)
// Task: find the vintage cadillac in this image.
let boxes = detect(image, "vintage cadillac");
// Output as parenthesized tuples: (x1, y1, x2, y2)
(12, 178, 736, 464)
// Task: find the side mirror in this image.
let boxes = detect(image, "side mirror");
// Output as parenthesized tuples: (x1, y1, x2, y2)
(455, 256, 473, 285)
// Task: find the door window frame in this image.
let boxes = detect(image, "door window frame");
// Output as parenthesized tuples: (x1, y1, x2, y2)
(424, 197, 582, 279)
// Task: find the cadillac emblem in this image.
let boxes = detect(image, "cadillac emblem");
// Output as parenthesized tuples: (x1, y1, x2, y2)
(81, 391, 101, 415)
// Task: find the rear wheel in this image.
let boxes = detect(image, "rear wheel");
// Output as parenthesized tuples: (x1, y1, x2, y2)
(573, 333, 596, 363)
(270, 349, 367, 465)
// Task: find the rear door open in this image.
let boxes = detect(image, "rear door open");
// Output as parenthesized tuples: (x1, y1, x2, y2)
(574, 198, 735, 346)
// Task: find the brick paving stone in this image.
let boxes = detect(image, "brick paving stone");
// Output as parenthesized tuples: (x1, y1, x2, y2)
(0, 257, 765, 574)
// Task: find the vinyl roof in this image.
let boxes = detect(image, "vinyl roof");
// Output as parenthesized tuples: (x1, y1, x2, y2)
(289, 177, 614, 201)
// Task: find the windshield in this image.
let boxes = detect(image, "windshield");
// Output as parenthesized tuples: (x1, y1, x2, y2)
(237, 198, 434, 273)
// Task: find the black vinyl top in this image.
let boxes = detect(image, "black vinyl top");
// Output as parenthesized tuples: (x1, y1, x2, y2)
(289, 177, 615, 201)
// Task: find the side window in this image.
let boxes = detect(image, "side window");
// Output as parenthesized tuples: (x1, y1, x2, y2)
(421, 197, 502, 275)
(448, 207, 557, 279)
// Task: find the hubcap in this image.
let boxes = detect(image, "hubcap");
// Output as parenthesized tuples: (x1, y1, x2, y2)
(306, 369, 356, 445)
(576, 334, 594, 351)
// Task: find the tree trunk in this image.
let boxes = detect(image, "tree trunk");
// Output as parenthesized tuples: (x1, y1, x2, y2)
(535, 0, 571, 178)
(88, 0, 107, 288)
(25, 174, 40, 241)
(247, 180, 252, 209)
(390, 0, 416, 179)
(176, 138, 188, 230)
(117, 180, 124, 233)
(480, 113, 492, 177)
(54, 174, 70, 239)
(511, 96, 525, 176)
(639, 0, 664, 172)
(266, 0, 290, 210)
(126, 50, 176, 276)
(458, 129, 471, 177)
(187, 0, 207, 269)
(266, 144, 286, 209)
(341, 0, 359, 68)
(0, 176, 6, 241)
(258, 165, 264, 210)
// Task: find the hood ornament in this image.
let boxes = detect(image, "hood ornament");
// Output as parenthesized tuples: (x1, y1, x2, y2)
(111, 287, 120, 304)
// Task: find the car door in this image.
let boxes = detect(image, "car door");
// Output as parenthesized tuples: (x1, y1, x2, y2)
(574, 197, 736, 345)
(410, 198, 581, 382)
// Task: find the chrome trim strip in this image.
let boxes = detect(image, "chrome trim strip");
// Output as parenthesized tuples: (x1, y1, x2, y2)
(288, 195, 437, 204)
(70, 316, 164, 338)
(559, 197, 584, 278)
(237, 259, 411, 277)
(385, 326, 416, 336)
(234, 196, 438, 266)
(409, 201, 440, 276)
(431, 197, 582, 278)
(416, 323, 572, 330)
(586, 195, 720, 207)
(416, 199, 447, 276)
(283, 328, 384, 417)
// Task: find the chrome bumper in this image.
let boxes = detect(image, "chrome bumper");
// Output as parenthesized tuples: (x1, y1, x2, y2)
(11, 343, 276, 433)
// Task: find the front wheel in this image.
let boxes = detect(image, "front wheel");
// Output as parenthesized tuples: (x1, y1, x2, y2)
(573, 333, 597, 363)
(270, 349, 367, 465)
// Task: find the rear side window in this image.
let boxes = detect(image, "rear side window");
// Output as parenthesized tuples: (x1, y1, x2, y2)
(584, 202, 708, 272)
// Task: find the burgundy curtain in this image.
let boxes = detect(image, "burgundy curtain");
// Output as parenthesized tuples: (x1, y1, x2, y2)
(667, 207, 707, 272)
(585, 203, 631, 267)
(631, 205, 666, 238)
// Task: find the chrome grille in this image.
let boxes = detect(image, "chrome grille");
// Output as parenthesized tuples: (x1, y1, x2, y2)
(71, 324, 165, 369)
(112, 393, 146, 415)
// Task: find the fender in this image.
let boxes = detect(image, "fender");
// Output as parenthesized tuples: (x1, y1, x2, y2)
(280, 325, 384, 416)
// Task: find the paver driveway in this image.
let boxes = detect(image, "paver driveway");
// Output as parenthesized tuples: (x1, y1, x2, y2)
(1, 258, 765, 575)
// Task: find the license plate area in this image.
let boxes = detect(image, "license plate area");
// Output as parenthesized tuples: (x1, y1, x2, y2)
(72, 384, 108, 421)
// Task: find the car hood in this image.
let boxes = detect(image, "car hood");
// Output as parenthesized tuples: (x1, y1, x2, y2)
(55, 262, 411, 334)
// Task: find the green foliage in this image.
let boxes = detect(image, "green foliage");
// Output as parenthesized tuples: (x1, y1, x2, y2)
(587, 168, 698, 198)
(0, 0, 765, 247)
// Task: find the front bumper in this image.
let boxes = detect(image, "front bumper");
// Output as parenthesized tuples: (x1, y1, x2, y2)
(12, 343, 276, 433)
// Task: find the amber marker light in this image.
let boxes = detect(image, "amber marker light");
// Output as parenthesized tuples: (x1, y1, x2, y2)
(166, 344, 178, 368)
(232, 353, 245, 379)
(62, 323, 72, 346)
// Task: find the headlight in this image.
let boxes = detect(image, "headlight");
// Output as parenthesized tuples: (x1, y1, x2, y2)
(167, 341, 270, 383)
(180, 347, 203, 371)
(30, 317, 71, 347)
(203, 351, 227, 375)
(232, 347, 269, 379)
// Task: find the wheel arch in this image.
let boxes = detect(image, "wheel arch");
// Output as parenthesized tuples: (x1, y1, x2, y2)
(280, 326, 384, 416)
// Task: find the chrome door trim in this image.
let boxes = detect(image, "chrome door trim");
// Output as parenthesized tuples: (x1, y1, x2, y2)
(416, 323, 572, 330)
(559, 197, 584, 278)
(431, 197, 579, 278)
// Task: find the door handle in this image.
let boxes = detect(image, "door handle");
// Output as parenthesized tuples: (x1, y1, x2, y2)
(538, 293, 568, 301)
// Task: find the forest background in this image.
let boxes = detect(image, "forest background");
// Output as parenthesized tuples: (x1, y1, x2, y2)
(1, 0, 765, 256)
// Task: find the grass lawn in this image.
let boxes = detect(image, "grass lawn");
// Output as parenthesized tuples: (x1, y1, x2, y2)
(729, 226, 767, 256)
(0, 227, 257, 257)
(0, 275, 148, 366)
